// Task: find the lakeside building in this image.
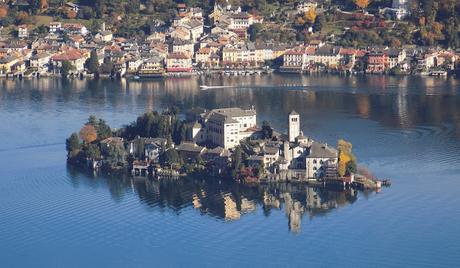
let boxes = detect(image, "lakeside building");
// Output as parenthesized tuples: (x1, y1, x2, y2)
(51, 47, 88, 74)
(166, 52, 192, 72)
(190, 107, 338, 180)
(288, 110, 300, 142)
(1, 1, 458, 78)
(197, 107, 257, 149)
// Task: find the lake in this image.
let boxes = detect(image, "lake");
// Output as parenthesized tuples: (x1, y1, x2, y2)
(1, 74, 459, 267)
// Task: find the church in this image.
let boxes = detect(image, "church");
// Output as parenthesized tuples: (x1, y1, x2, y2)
(279, 110, 339, 179)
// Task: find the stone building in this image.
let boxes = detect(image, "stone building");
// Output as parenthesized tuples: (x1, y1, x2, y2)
(288, 110, 300, 142)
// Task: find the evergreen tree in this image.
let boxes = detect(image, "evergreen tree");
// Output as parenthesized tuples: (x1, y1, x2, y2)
(96, 119, 112, 140)
(86, 144, 101, 160)
(66, 133, 80, 156)
(87, 50, 100, 74)
(261, 120, 273, 139)
(87, 115, 97, 125)
(60, 61, 74, 78)
(232, 146, 243, 171)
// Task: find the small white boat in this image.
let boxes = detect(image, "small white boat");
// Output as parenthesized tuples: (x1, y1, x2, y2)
(200, 85, 233, 90)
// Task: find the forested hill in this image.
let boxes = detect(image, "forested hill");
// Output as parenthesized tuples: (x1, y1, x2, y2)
(0, 0, 459, 48)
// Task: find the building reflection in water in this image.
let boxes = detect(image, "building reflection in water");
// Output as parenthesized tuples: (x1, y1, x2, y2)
(67, 167, 359, 232)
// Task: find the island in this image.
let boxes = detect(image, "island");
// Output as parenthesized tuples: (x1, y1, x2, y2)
(66, 106, 389, 190)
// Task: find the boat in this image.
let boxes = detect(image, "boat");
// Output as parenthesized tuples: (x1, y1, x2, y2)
(200, 85, 234, 90)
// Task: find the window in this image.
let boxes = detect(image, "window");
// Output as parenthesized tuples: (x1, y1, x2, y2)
(313, 167, 317, 171)
(313, 160, 317, 164)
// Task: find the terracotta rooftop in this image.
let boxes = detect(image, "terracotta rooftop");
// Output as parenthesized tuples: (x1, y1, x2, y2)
(51, 48, 84, 61)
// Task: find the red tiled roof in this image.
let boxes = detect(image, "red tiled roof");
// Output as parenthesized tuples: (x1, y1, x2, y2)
(355, 50, 367, 57)
(339, 48, 356, 55)
(305, 46, 316, 55)
(197, 47, 211, 54)
(285, 49, 304, 55)
(51, 48, 84, 61)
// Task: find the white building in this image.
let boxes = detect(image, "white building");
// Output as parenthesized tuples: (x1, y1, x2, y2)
(281, 112, 339, 179)
(18, 25, 28, 38)
(203, 107, 257, 149)
(30, 52, 51, 71)
(229, 13, 253, 30)
(288, 110, 300, 142)
(49, 22, 62, 33)
(305, 142, 338, 178)
(392, 0, 409, 19)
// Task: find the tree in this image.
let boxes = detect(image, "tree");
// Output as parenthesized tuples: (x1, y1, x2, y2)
(255, 163, 265, 177)
(337, 139, 357, 177)
(232, 146, 244, 171)
(161, 148, 180, 165)
(261, 120, 273, 139)
(107, 144, 126, 163)
(87, 115, 97, 125)
(96, 119, 112, 140)
(60, 61, 74, 78)
(166, 135, 173, 148)
(446, 18, 460, 48)
(99, 61, 114, 74)
(28, 0, 41, 14)
(304, 8, 317, 24)
(313, 15, 325, 32)
(354, 0, 370, 9)
(66, 132, 80, 156)
(248, 23, 263, 42)
(34, 25, 48, 35)
(78, 6, 95, 20)
(87, 50, 100, 74)
(0, 7, 8, 18)
(86, 144, 101, 160)
(79, 124, 98, 144)
(15, 11, 30, 24)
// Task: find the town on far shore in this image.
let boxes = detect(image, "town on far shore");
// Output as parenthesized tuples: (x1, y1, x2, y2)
(66, 106, 390, 191)
(0, 0, 459, 79)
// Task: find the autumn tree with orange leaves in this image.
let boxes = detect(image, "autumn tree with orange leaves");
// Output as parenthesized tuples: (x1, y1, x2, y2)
(354, 0, 370, 10)
(79, 125, 98, 144)
(0, 6, 8, 18)
(337, 139, 357, 177)
(304, 8, 317, 24)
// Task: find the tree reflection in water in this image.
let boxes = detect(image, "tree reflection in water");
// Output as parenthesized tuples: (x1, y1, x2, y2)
(68, 166, 363, 232)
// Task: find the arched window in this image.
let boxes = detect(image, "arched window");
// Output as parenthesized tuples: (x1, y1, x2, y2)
(313, 167, 317, 171)
(313, 160, 317, 164)
(320, 160, 323, 164)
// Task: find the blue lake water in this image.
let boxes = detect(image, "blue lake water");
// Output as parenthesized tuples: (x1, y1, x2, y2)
(1, 74, 460, 267)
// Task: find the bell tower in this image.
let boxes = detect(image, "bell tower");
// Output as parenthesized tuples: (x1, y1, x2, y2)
(288, 111, 300, 142)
